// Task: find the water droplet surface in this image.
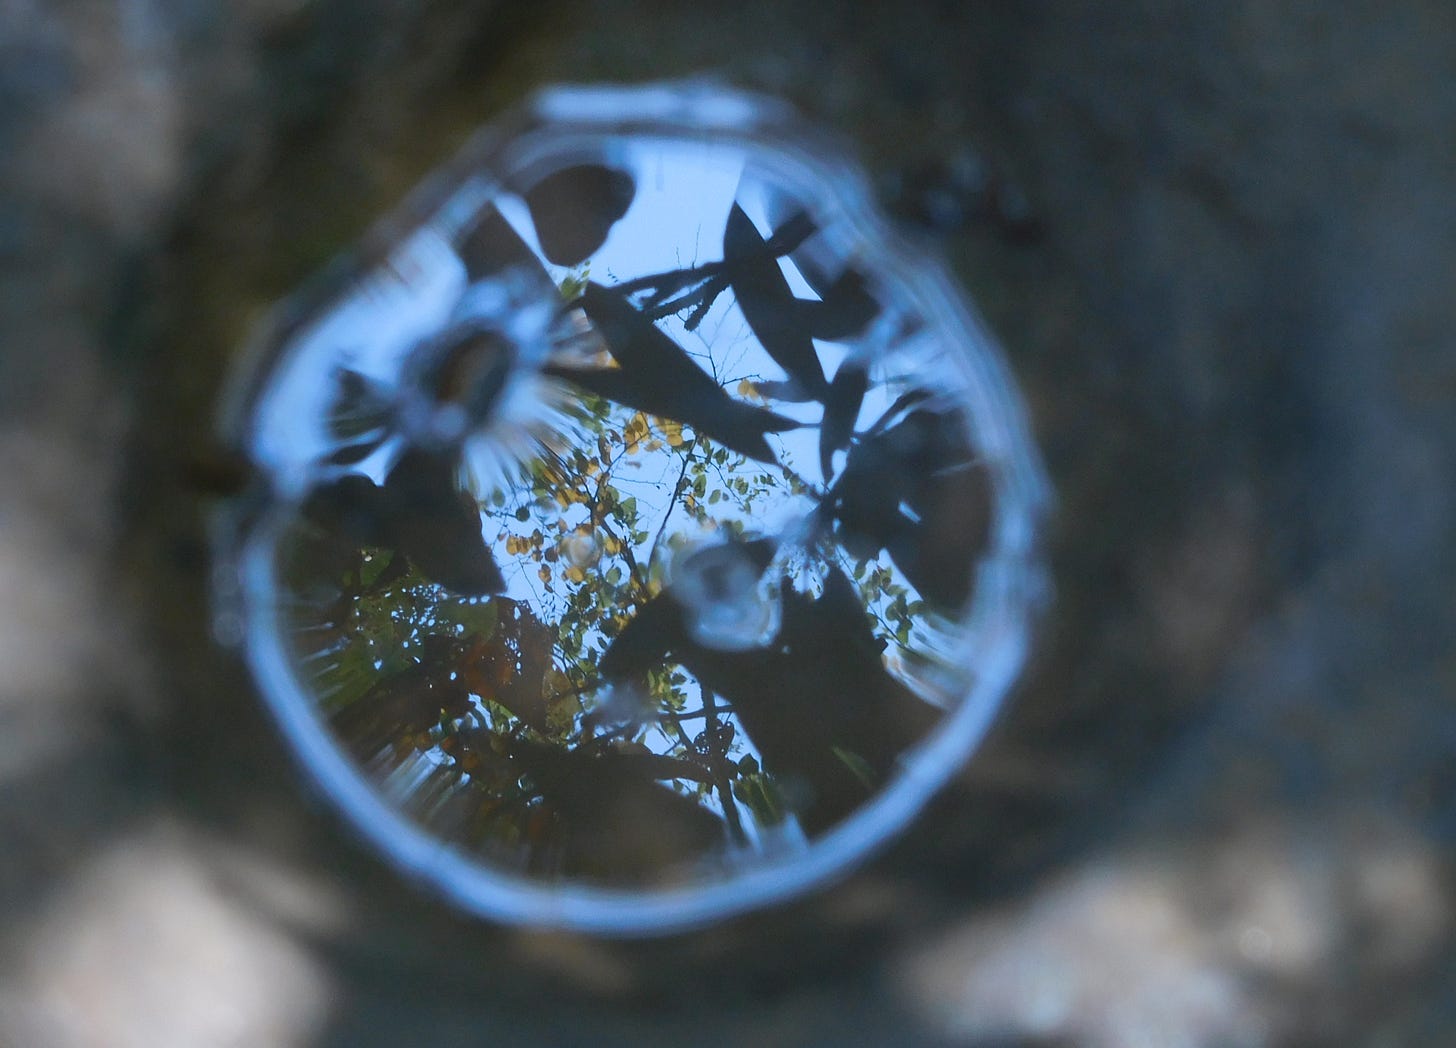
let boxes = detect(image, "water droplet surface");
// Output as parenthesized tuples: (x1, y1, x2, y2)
(216, 83, 1048, 933)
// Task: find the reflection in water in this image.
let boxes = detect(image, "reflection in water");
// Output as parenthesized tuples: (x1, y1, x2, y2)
(219, 84, 1047, 932)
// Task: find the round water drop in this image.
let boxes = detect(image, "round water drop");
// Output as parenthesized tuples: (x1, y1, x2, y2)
(561, 530, 602, 570)
(213, 82, 1048, 934)
(671, 539, 783, 652)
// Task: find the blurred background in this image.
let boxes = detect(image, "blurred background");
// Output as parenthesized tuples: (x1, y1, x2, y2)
(1, 1, 1453, 1044)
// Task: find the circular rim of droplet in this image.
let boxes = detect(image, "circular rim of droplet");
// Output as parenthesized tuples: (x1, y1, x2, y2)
(217, 80, 1052, 937)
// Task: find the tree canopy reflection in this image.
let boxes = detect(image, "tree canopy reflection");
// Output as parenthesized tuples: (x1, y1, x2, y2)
(268, 148, 994, 887)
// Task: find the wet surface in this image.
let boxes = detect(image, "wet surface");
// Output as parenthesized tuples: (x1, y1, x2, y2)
(8, 1, 1456, 1042)
(216, 86, 1045, 930)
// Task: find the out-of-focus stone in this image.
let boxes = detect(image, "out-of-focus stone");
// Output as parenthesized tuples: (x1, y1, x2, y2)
(1, 823, 335, 1048)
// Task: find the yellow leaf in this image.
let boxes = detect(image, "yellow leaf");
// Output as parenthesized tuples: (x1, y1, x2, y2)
(623, 411, 649, 451)
(736, 378, 759, 400)
(538, 565, 551, 583)
(662, 419, 685, 447)
(564, 565, 586, 583)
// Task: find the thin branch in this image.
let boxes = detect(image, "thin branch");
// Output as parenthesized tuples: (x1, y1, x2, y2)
(648, 437, 699, 564)
(611, 212, 816, 301)
(672, 704, 736, 721)
(538, 442, 650, 602)
(655, 699, 745, 845)
(702, 687, 746, 845)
